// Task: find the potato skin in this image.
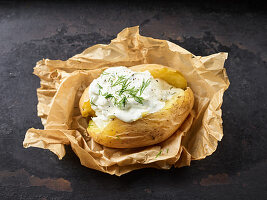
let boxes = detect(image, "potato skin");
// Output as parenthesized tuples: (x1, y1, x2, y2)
(130, 64, 187, 89)
(87, 87, 194, 148)
(80, 64, 194, 148)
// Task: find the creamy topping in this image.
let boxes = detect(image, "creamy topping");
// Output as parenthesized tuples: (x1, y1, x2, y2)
(89, 66, 183, 129)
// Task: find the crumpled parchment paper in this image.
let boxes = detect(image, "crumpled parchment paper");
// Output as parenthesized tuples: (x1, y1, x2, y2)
(23, 26, 229, 175)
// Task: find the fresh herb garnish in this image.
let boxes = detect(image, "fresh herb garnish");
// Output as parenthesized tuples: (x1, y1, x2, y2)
(139, 79, 151, 95)
(125, 86, 139, 96)
(101, 92, 117, 105)
(90, 98, 96, 106)
(133, 95, 144, 104)
(105, 93, 114, 99)
(113, 96, 118, 105)
(97, 83, 103, 89)
(155, 150, 162, 158)
(96, 72, 151, 109)
(119, 78, 131, 95)
(101, 71, 109, 76)
(97, 83, 103, 95)
(117, 96, 127, 109)
(112, 75, 126, 87)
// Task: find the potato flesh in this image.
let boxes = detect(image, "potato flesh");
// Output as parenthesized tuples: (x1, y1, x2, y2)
(80, 64, 187, 118)
(81, 101, 95, 117)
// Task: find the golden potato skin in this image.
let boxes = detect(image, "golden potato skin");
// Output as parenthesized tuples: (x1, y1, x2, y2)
(79, 64, 194, 148)
(87, 87, 194, 148)
(130, 64, 187, 89)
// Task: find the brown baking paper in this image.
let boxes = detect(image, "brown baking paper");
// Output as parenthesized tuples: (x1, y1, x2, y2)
(23, 26, 229, 175)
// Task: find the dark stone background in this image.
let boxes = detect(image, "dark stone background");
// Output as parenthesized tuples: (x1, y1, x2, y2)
(0, 1, 266, 199)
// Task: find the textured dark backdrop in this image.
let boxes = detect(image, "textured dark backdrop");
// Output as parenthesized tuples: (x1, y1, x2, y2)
(0, 1, 266, 200)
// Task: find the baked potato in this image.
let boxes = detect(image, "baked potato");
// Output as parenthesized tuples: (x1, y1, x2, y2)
(79, 64, 194, 148)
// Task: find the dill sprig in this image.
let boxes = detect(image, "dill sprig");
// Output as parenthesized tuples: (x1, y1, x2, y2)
(155, 150, 162, 158)
(112, 75, 126, 87)
(98, 73, 151, 109)
(97, 83, 103, 95)
(113, 96, 118, 105)
(97, 83, 103, 89)
(117, 96, 127, 109)
(125, 86, 144, 104)
(139, 79, 151, 95)
(120, 83, 144, 105)
(133, 95, 144, 104)
(109, 78, 113, 85)
(101, 92, 118, 105)
(90, 98, 96, 106)
(125, 86, 139, 96)
(101, 71, 109, 76)
(105, 93, 114, 99)
(119, 78, 131, 96)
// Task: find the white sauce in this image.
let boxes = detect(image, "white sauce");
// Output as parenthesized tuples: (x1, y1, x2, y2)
(89, 66, 183, 129)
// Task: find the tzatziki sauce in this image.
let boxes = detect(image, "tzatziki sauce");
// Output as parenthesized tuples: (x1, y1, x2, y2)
(89, 66, 183, 128)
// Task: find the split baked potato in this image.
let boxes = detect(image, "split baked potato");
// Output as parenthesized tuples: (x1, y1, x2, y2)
(79, 64, 194, 148)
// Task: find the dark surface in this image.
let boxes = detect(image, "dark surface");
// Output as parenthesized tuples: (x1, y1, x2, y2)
(0, 1, 267, 200)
